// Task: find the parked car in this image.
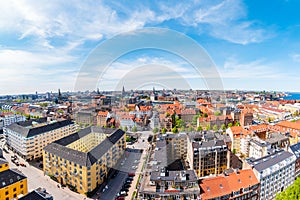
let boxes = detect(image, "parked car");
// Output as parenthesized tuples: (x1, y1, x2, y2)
(20, 163, 26, 167)
(128, 172, 135, 177)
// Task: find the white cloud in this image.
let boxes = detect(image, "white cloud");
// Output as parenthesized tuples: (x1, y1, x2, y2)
(219, 58, 282, 79)
(151, 0, 270, 45)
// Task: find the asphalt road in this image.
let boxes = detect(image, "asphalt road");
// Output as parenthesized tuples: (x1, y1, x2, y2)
(98, 171, 128, 200)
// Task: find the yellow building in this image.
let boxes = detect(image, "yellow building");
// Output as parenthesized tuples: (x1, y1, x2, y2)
(0, 156, 28, 200)
(43, 127, 126, 194)
(5, 118, 76, 160)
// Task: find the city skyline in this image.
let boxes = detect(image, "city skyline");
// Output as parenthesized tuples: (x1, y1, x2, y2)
(1, 0, 300, 95)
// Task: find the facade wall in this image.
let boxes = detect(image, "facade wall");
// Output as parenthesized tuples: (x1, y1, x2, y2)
(43, 133, 126, 194)
(0, 178, 27, 200)
(0, 162, 9, 172)
(5, 123, 76, 160)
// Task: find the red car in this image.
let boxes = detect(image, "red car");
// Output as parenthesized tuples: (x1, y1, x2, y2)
(128, 172, 135, 177)
(116, 196, 125, 200)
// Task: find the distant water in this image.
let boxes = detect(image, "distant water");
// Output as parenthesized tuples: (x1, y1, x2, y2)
(283, 93, 300, 100)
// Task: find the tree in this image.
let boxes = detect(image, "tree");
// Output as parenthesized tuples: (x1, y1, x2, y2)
(203, 113, 208, 118)
(161, 128, 167, 134)
(232, 149, 237, 155)
(126, 136, 131, 142)
(172, 127, 178, 133)
(180, 126, 185, 132)
(176, 118, 185, 128)
(197, 126, 203, 131)
(214, 110, 221, 116)
(213, 124, 218, 131)
(235, 121, 240, 126)
(276, 177, 300, 200)
(228, 123, 233, 127)
(119, 126, 123, 130)
(188, 126, 194, 132)
(192, 115, 199, 125)
(153, 127, 159, 134)
(206, 124, 211, 130)
(124, 126, 128, 132)
(132, 126, 137, 132)
(221, 124, 226, 131)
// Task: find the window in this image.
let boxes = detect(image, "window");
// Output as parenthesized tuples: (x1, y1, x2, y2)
(20, 184, 23, 188)
(14, 194, 17, 198)
(13, 188, 16, 192)
(5, 191, 9, 195)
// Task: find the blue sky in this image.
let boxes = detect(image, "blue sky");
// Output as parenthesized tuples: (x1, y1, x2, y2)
(1, 0, 300, 95)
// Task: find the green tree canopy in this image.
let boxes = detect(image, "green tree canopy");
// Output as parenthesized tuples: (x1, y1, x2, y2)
(161, 128, 167, 134)
(153, 127, 159, 134)
(171, 127, 178, 134)
(206, 124, 211, 130)
(213, 124, 218, 131)
(197, 126, 203, 131)
(235, 121, 240, 126)
(221, 124, 226, 131)
(214, 110, 221, 116)
(132, 126, 137, 132)
(228, 123, 233, 127)
(276, 177, 300, 200)
(188, 126, 194, 132)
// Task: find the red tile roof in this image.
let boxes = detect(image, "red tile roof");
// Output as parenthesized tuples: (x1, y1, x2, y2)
(200, 169, 259, 200)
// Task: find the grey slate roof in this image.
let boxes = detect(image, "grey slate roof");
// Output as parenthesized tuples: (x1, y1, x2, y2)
(43, 127, 125, 167)
(19, 188, 53, 200)
(6, 119, 74, 138)
(0, 169, 26, 189)
(19, 191, 48, 200)
(246, 150, 294, 172)
(290, 142, 300, 158)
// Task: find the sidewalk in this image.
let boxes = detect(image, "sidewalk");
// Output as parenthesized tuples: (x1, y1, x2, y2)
(126, 149, 147, 200)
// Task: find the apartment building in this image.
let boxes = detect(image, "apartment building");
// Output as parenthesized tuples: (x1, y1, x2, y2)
(245, 150, 296, 200)
(289, 142, 300, 178)
(0, 152, 28, 200)
(165, 133, 188, 162)
(249, 139, 270, 159)
(139, 134, 199, 200)
(200, 169, 260, 200)
(187, 132, 228, 177)
(4, 118, 76, 160)
(0, 113, 26, 128)
(43, 127, 126, 194)
(226, 126, 252, 155)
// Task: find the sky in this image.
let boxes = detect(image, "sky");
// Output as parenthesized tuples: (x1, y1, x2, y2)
(1, 0, 300, 95)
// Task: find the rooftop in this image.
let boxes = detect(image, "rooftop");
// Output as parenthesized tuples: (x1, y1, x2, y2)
(19, 187, 53, 200)
(6, 118, 74, 138)
(246, 150, 294, 172)
(0, 169, 27, 189)
(43, 127, 125, 167)
(200, 169, 259, 200)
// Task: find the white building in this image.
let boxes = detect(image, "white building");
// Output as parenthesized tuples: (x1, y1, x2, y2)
(4, 118, 76, 160)
(245, 150, 296, 200)
(0, 114, 26, 128)
(249, 139, 271, 159)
